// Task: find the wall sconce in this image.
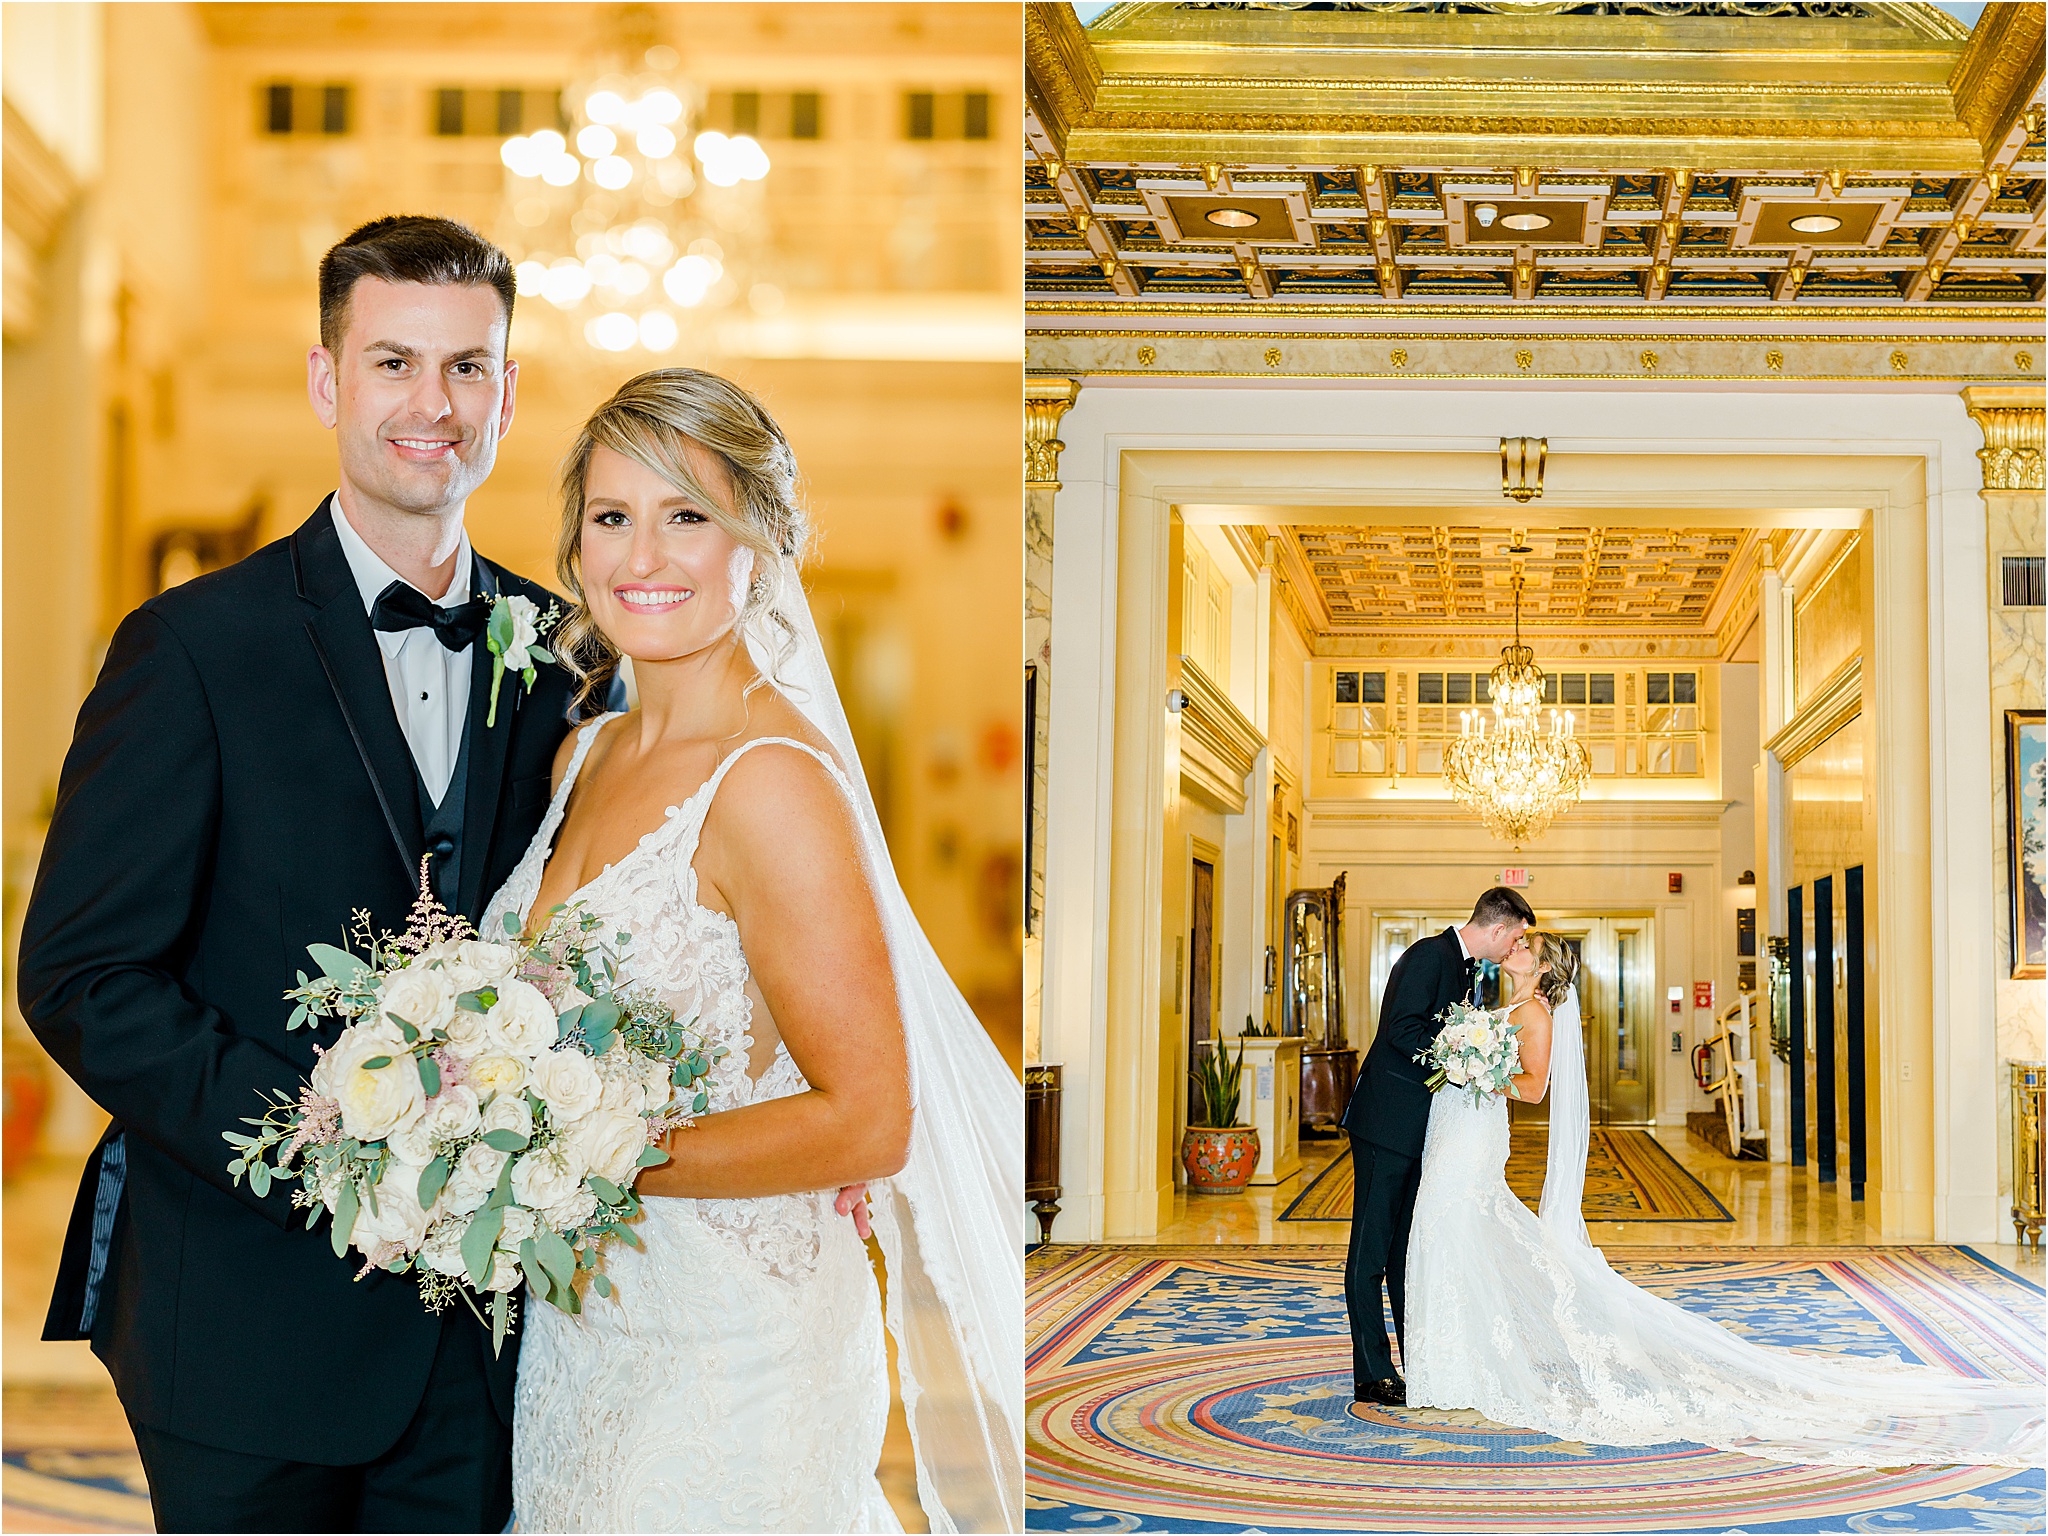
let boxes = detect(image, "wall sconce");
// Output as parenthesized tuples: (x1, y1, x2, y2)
(1167, 688, 1188, 713)
(1501, 436, 1547, 503)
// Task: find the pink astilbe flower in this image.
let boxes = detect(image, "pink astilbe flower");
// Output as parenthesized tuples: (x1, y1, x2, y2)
(282, 1089, 343, 1166)
(429, 1048, 470, 1092)
(355, 1239, 407, 1278)
(645, 1107, 695, 1143)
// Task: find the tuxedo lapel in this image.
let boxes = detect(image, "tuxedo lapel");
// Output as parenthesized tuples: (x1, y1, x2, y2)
(455, 556, 514, 922)
(292, 501, 424, 884)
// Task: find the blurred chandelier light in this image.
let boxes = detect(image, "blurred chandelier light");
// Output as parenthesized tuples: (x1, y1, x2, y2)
(1443, 569, 1591, 846)
(498, 44, 771, 356)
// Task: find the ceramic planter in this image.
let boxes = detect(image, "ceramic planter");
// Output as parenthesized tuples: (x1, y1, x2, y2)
(1181, 1125, 1260, 1195)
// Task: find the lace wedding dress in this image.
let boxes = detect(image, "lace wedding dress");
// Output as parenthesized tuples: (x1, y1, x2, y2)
(491, 717, 899, 1533)
(1404, 992, 2043, 1467)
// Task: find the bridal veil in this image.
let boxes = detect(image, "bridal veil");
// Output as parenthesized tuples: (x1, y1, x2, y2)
(748, 588, 1023, 1531)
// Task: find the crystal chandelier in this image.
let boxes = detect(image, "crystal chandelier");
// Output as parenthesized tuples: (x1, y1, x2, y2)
(1443, 570, 1591, 846)
(496, 43, 771, 356)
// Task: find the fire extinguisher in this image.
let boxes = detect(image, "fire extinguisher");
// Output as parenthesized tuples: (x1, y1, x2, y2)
(1692, 1039, 1717, 1091)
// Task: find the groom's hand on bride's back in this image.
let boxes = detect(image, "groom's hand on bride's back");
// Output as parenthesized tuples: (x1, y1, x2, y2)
(836, 1182, 872, 1239)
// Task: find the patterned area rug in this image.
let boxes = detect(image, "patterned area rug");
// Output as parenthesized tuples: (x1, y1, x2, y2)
(1, 1385, 150, 1533)
(1280, 1126, 1732, 1222)
(1027, 1244, 2044, 1533)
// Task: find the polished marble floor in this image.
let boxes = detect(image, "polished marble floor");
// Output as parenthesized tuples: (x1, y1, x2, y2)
(1132, 1126, 2046, 1281)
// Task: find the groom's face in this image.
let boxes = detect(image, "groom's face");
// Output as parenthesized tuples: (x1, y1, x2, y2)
(1473, 920, 1528, 962)
(308, 277, 517, 521)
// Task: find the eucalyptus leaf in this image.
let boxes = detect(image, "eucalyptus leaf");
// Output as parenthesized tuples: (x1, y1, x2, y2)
(503, 912, 522, 936)
(582, 997, 621, 1035)
(518, 1237, 550, 1303)
(417, 1054, 441, 1099)
(692, 1090, 709, 1114)
(462, 1206, 504, 1289)
(456, 990, 489, 1014)
(250, 1162, 272, 1197)
(417, 1154, 451, 1209)
(488, 601, 516, 650)
(591, 1271, 613, 1299)
(556, 1004, 584, 1041)
(488, 1152, 518, 1210)
(361, 1055, 392, 1070)
(332, 1181, 359, 1258)
(613, 1222, 643, 1250)
(587, 1176, 624, 1205)
(393, 1016, 419, 1043)
(491, 1287, 510, 1355)
(535, 1230, 577, 1289)
(635, 1145, 670, 1169)
(307, 943, 370, 985)
(482, 1128, 529, 1153)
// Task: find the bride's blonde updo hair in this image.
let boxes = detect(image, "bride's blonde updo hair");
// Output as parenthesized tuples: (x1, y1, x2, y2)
(1526, 930, 1579, 1011)
(553, 368, 810, 712)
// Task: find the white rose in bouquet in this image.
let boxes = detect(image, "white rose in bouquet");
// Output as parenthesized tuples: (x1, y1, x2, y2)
(1445, 1061, 1471, 1086)
(497, 1205, 540, 1250)
(351, 1162, 435, 1255)
(485, 1252, 522, 1292)
(468, 1053, 530, 1101)
(421, 1084, 483, 1144)
(420, 1216, 469, 1277)
(441, 1007, 493, 1059)
(554, 979, 595, 1014)
(510, 1147, 584, 1214)
(312, 1020, 425, 1143)
(598, 1075, 645, 1114)
(564, 1107, 649, 1187)
(434, 939, 521, 995)
(486, 978, 560, 1056)
(379, 966, 458, 1037)
(540, 1183, 599, 1232)
(387, 1113, 437, 1166)
(532, 1048, 604, 1124)
(637, 1052, 675, 1113)
(443, 1141, 509, 1216)
(480, 1091, 534, 1141)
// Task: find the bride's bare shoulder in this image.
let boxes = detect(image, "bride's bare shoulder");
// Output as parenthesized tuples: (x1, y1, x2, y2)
(1511, 995, 1554, 1036)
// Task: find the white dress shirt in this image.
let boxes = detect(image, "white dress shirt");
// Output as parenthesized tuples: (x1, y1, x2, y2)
(328, 495, 474, 806)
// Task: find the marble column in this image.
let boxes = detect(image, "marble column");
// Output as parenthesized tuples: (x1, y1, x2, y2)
(1025, 376, 1080, 1065)
(1962, 387, 2046, 1220)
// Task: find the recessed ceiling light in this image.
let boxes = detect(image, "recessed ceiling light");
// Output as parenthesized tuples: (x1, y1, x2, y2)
(1473, 203, 1499, 227)
(1206, 208, 1259, 229)
(1788, 213, 1844, 234)
(1500, 212, 1553, 232)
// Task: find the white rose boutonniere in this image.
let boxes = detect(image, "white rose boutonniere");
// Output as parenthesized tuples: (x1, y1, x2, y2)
(484, 593, 562, 727)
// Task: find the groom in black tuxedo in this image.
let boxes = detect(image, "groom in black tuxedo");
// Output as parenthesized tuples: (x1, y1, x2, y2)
(1339, 885, 1532, 1411)
(18, 217, 575, 1532)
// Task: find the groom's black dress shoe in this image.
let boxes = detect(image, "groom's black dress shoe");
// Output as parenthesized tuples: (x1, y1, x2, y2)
(1355, 1376, 1406, 1407)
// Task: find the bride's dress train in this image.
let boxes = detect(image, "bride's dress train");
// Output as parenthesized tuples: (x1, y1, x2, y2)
(1404, 994, 2043, 1468)
(493, 720, 899, 1533)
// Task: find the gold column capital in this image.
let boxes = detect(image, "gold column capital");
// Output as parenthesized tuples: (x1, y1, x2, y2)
(1027, 376, 1082, 490)
(1961, 385, 2046, 493)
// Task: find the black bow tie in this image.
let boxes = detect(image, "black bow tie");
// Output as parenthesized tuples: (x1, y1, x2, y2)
(370, 581, 490, 652)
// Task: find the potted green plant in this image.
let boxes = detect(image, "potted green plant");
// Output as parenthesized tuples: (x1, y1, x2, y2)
(1181, 1035, 1261, 1195)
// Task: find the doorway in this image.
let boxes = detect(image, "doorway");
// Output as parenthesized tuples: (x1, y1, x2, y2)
(1369, 911, 1657, 1126)
(1188, 856, 1217, 1125)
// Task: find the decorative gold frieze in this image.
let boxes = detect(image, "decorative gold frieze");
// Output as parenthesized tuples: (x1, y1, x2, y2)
(1962, 386, 2046, 494)
(1026, 376, 1082, 489)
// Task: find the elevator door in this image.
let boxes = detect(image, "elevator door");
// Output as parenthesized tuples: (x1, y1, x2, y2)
(1369, 912, 1655, 1127)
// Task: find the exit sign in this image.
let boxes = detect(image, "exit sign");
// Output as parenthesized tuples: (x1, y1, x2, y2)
(1500, 868, 1532, 887)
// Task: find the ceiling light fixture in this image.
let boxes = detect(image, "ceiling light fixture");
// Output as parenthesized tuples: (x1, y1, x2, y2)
(1788, 213, 1844, 234)
(1472, 203, 1499, 227)
(1500, 211, 1553, 232)
(1206, 208, 1260, 229)
(1443, 573, 1591, 847)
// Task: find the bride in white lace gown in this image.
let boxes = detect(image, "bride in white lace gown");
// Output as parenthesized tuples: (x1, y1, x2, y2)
(1405, 931, 2043, 1468)
(488, 370, 1021, 1532)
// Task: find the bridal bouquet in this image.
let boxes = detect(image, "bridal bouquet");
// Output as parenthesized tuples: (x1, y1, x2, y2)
(224, 876, 720, 1352)
(1417, 1000, 1523, 1107)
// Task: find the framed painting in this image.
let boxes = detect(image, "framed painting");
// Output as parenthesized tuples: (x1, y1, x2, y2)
(2009, 710, 2045, 980)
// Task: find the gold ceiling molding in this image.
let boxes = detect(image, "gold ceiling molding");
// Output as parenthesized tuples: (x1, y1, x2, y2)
(1948, 1, 2046, 159)
(1766, 653, 1863, 769)
(1025, 330, 2035, 384)
(1176, 656, 1265, 816)
(1961, 384, 2047, 493)
(1025, 301, 2040, 322)
(1026, 376, 1083, 489)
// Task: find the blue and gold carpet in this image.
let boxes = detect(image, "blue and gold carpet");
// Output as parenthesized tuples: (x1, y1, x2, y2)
(1026, 1244, 2044, 1533)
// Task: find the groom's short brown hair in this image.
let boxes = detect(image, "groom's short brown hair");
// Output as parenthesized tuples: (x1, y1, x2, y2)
(1470, 886, 1536, 929)
(317, 215, 515, 354)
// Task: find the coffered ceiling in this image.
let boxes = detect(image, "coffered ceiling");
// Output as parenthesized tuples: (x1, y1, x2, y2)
(1025, 2, 2045, 318)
